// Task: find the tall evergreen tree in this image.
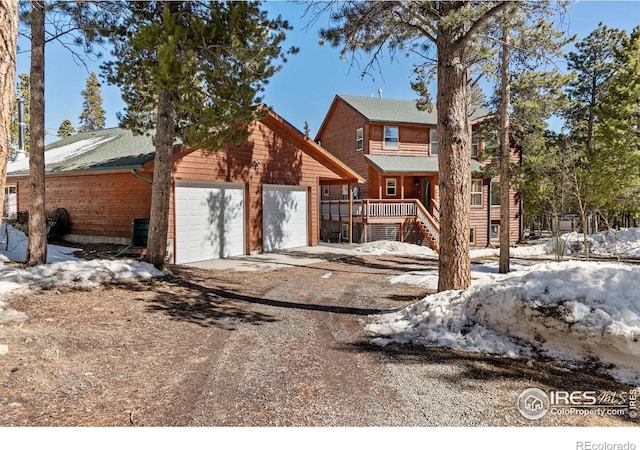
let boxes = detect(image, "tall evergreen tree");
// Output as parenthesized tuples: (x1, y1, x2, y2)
(595, 27, 640, 225)
(78, 72, 105, 132)
(57, 119, 76, 138)
(313, 1, 576, 291)
(103, 1, 296, 269)
(0, 0, 19, 228)
(19, 1, 118, 266)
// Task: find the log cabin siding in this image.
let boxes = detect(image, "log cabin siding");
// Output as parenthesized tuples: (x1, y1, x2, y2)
(12, 171, 153, 240)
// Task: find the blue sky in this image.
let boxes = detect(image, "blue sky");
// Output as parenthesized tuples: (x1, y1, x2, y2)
(14, 1, 640, 144)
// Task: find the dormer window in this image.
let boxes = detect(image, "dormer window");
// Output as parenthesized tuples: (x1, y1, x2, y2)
(383, 126, 399, 149)
(430, 129, 438, 155)
(356, 127, 364, 151)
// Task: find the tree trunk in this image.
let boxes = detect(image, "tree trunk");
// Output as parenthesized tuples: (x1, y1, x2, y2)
(436, 15, 472, 292)
(498, 25, 511, 274)
(0, 0, 19, 230)
(145, 88, 175, 270)
(26, 1, 47, 267)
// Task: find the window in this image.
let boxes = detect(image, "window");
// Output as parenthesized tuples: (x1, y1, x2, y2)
(386, 178, 397, 196)
(471, 179, 483, 206)
(341, 223, 349, 241)
(356, 127, 364, 151)
(430, 129, 438, 155)
(470, 227, 476, 244)
(323, 185, 330, 198)
(490, 223, 499, 240)
(490, 182, 500, 206)
(341, 185, 348, 200)
(471, 132, 479, 157)
(383, 126, 399, 149)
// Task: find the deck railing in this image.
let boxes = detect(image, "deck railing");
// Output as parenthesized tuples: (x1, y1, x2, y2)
(321, 199, 439, 223)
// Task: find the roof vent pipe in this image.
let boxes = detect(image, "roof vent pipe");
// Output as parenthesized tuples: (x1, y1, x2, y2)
(378, 88, 383, 98)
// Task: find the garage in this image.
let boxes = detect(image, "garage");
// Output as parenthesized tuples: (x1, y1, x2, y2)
(262, 185, 308, 252)
(174, 181, 245, 264)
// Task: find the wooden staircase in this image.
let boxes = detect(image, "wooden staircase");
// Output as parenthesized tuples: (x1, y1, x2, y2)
(414, 200, 440, 252)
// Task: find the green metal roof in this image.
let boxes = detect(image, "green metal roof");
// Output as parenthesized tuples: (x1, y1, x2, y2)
(338, 94, 489, 125)
(365, 154, 486, 174)
(7, 127, 157, 176)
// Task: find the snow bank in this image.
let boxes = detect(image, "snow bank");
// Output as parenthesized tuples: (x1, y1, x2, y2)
(0, 223, 80, 264)
(368, 261, 640, 385)
(0, 223, 165, 323)
(356, 240, 438, 258)
(558, 228, 640, 258)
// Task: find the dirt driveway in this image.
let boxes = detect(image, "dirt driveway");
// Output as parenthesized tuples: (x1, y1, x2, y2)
(0, 252, 636, 426)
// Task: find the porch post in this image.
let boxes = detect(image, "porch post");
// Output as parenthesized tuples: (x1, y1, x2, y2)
(400, 175, 405, 199)
(348, 182, 353, 244)
(378, 172, 383, 199)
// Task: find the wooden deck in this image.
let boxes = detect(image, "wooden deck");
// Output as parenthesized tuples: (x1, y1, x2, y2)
(321, 199, 440, 251)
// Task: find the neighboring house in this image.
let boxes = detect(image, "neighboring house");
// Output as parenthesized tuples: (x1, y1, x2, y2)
(6, 110, 362, 264)
(316, 94, 521, 249)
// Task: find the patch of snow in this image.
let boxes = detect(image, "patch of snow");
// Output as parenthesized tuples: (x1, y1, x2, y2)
(7, 136, 117, 173)
(556, 228, 640, 258)
(0, 223, 164, 324)
(368, 261, 640, 385)
(356, 240, 438, 258)
(0, 223, 80, 264)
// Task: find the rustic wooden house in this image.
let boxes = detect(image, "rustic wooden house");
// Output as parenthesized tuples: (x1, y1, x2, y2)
(6, 110, 362, 264)
(315, 94, 521, 249)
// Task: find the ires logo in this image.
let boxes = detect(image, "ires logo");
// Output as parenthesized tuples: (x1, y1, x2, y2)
(517, 388, 638, 420)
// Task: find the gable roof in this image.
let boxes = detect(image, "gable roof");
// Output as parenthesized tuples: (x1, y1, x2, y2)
(316, 94, 491, 140)
(7, 111, 364, 184)
(7, 127, 156, 177)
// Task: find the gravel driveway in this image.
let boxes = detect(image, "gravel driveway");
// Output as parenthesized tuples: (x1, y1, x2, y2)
(0, 252, 635, 426)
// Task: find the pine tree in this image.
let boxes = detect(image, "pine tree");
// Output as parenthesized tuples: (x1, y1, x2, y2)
(0, 0, 19, 228)
(57, 119, 75, 138)
(103, 1, 297, 269)
(78, 72, 105, 132)
(595, 27, 640, 225)
(313, 1, 572, 291)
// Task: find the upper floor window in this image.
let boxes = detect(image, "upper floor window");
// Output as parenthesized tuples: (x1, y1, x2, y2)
(383, 126, 399, 149)
(430, 129, 438, 155)
(356, 127, 364, 151)
(471, 179, 483, 206)
(490, 181, 501, 206)
(471, 132, 480, 158)
(386, 178, 397, 196)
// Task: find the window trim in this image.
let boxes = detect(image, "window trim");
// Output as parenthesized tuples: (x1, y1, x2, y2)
(471, 131, 480, 158)
(469, 227, 476, 245)
(383, 126, 399, 149)
(356, 127, 364, 151)
(490, 223, 500, 241)
(430, 128, 438, 155)
(471, 179, 483, 207)
(385, 178, 397, 197)
(490, 181, 500, 206)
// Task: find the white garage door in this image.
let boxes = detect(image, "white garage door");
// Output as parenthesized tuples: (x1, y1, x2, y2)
(175, 182, 245, 264)
(262, 185, 308, 252)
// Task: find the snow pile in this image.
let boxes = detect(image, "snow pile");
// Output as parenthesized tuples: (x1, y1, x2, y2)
(558, 228, 640, 258)
(0, 223, 80, 264)
(0, 223, 165, 324)
(7, 136, 117, 173)
(368, 261, 640, 385)
(356, 240, 438, 258)
(470, 242, 552, 259)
